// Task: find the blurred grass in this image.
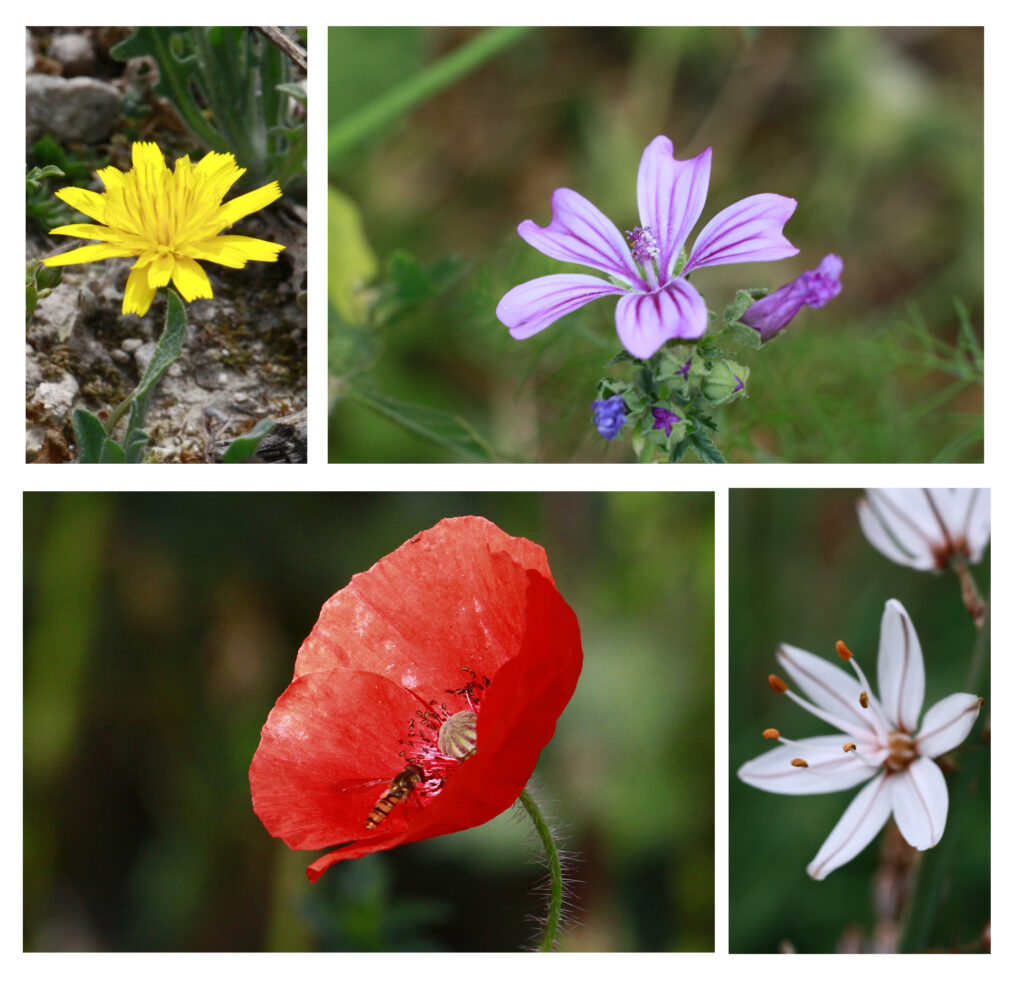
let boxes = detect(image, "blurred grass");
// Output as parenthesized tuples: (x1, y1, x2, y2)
(24, 492, 713, 951)
(327, 26, 982, 462)
(729, 489, 990, 953)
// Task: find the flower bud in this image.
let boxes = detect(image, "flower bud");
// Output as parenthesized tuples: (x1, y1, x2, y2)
(703, 360, 748, 405)
(740, 254, 843, 341)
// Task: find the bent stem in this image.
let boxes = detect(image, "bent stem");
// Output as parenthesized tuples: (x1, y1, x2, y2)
(518, 787, 563, 952)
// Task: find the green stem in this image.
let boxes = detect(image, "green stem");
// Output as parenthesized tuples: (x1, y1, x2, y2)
(328, 27, 533, 162)
(102, 393, 134, 436)
(518, 787, 563, 952)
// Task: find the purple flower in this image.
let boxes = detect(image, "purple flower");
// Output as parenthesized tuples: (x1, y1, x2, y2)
(591, 395, 627, 440)
(740, 254, 843, 340)
(651, 408, 681, 436)
(497, 136, 799, 359)
(677, 358, 692, 381)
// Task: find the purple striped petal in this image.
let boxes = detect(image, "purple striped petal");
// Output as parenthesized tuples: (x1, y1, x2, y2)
(684, 193, 798, 272)
(497, 274, 625, 340)
(613, 277, 707, 359)
(518, 188, 646, 289)
(636, 138, 712, 287)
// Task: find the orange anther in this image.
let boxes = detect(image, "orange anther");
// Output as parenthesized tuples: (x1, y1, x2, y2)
(836, 640, 854, 661)
(843, 742, 857, 753)
(762, 728, 780, 739)
(791, 758, 809, 768)
(769, 674, 788, 694)
(859, 691, 869, 709)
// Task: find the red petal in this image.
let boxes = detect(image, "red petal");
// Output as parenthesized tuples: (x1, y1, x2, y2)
(295, 517, 553, 703)
(249, 668, 426, 849)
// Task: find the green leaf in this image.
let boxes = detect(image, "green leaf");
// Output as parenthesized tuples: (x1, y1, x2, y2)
(122, 428, 151, 463)
(688, 428, 727, 464)
(98, 439, 127, 463)
(71, 409, 107, 463)
(122, 289, 187, 458)
(221, 419, 276, 462)
(348, 388, 496, 461)
(327, 186, 379, 323)
(26, 163, 64, 190)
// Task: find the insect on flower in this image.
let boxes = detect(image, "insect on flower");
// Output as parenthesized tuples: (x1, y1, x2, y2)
(333, 765, 428, 829)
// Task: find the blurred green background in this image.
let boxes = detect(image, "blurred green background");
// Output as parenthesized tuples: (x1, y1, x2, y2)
(730, 489, 990, 952)
(24, 492, 713, 951)
(328, 26, 982, 463)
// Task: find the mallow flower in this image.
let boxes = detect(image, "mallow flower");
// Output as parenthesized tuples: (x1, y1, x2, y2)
(857, 488, 990, 573)
(497, 136, 798, 359)
(738, 599, 982, 880)
(740, 254, 843, 341)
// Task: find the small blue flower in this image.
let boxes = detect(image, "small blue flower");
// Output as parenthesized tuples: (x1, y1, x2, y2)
(591, 395, 627, 440)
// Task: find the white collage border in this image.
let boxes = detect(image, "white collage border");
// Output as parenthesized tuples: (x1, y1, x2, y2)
(9, 3, 1016, 978)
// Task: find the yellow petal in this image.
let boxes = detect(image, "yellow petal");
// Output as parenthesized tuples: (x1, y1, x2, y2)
(49, 223, 132, 244)
(123, 267, 157, 316)
(194, 151, 245, 204)
(185, 234, 285, 268)
(171, 257, 213, 302)
(42, 243, 136, 267)
(214, 181, 282, 229)
(147, 253, 175, 289)
(55, 186, 107, 223)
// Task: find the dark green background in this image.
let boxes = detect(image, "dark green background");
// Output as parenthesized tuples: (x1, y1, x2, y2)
(730, 488, 990, 952)
(24, 492, 713, 951)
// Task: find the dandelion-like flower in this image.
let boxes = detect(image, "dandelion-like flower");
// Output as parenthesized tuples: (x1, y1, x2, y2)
(497, 135, 798, 359)
(42, 142, 285, 316)
(737, 599, 982, 880)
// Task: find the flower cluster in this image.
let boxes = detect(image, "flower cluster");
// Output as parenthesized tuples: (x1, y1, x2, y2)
(249, 516, 583, 882)
(43, 142, 285, 316)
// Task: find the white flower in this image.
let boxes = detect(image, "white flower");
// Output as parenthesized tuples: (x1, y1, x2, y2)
(857, 489, 990, 572)
(737, 599, 982, 880)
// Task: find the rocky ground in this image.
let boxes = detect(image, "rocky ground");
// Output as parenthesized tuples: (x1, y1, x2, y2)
(26, 27, 307, 463)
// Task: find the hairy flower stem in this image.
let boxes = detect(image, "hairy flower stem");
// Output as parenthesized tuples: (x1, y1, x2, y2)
(518, 787, 563, 952)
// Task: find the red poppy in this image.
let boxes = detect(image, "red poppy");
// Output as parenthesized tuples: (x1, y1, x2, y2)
(249, 516, 583, 882)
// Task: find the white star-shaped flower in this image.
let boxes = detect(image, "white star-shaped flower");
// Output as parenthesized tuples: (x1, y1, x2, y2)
(738, 599, 982, 880)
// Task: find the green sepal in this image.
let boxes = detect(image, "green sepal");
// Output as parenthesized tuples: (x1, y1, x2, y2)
(703, 359, 749, 405)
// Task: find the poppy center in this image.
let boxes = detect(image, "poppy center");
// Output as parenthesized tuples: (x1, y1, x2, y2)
(437, 709, 478, 760)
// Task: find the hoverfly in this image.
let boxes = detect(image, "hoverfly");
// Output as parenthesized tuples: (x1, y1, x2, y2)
(332, 763, 427, 829)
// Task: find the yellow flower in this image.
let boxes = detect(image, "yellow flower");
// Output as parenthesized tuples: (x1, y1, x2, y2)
(43, 142, 285, 316)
